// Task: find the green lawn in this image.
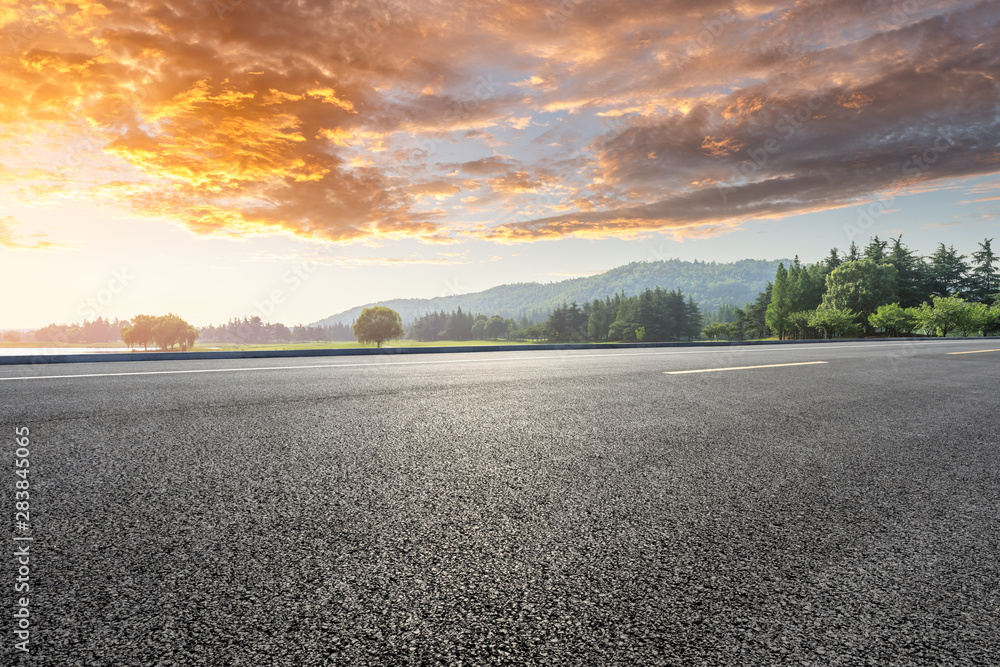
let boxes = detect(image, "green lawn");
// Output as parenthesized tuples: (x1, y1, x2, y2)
(0, 340, 544, 351)
(194, 339, 542, 351)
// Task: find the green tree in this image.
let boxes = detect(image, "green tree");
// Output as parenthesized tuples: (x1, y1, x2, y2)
(885, 235, 928, 308)
(821, 259, 899, 331)
(744, 284, 773, 339)
(926, 243, 969, 298)
(766, 263, 793, 339)
(823, 247, 842, 273)
(868, 303, 917, 337)
(353, 306, 404, 347)
(809, 307, 862, 339)
(956, 302, 991, 337)
(914, 296, 966, 337)
(3, 330, 21, 343)
(864, 236, 888, 263)
(703, 322, 729, 341)
(785, 310, 817, 340)
(988, 304, 1000, 335)
(969, 238, 998, 304)
(728, 307, 749, 341)
(485, 315, 507, 340)
(471, 318, 486, 339)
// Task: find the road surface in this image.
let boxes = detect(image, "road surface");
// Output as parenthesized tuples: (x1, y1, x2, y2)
(2, 340, 998, 665)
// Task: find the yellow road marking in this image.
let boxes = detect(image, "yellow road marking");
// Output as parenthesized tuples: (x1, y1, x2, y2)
(664, 361, 828, 375)
(947, 348, 1000, 355)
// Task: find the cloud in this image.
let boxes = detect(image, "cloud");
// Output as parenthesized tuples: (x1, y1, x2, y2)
(0, 0, 997, 245)
(0, 216, 62, 250)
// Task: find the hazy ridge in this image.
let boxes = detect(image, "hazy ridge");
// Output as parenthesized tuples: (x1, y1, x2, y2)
(311, 258, 789, 326)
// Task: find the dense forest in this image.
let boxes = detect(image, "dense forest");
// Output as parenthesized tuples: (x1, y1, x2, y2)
(702, 237, 1000, 340)
(405, 289, 702, 343)
(312, 258, 783, 327)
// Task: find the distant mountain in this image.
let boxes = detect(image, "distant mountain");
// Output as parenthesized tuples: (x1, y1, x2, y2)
(311, 258, 789, 326)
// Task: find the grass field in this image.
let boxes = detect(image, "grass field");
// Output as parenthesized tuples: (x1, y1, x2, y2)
(0, 339, 545, 352)
(192, 340, 543, 351)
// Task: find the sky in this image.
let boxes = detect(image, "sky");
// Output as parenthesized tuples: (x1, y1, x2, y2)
(1, 0, 999, 329)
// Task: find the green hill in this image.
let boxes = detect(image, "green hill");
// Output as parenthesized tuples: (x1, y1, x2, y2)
(311, 258, 788, 326)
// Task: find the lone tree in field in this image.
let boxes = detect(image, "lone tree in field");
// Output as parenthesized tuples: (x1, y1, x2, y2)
(353, 306, 404, 348)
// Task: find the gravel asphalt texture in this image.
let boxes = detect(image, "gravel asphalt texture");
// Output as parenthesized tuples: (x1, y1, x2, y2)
(1, 340, 998, 665)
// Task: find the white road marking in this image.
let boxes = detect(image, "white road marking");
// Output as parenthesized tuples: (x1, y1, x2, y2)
(0, 340, 987, 381)
(664, 361, 829, 375)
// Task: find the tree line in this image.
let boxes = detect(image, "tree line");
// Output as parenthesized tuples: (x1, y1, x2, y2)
(199, 316, 354, 343)
(9, 317, 131, 344)
(547, 288, 702, 342)
(703, 236, 1000, 340)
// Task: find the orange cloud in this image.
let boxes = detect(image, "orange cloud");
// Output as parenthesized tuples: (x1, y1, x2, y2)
(0, 216, 63, 250)
(0, 0, 997, 247)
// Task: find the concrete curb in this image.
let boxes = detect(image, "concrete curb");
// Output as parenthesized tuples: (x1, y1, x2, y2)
(2, 336, 997, 366)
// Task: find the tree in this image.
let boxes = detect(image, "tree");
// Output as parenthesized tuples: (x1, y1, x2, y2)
(352, 306, 404, 347)
(121, 314, 198, 350)
(809, 307, 862, 339)
(2, 331, 20, 343)
(471, 319, 486, 339)
(988, 304, 1000, 335)
(864, 236, 888, 263)
(485, 315, 507, 340)
(823, 247, 842, 273)
(703, 322, 729, 341)
(913, 296, 966, 337)
(885, 235, 927, 308)
(868, 303, 917, 337)
(926, 243, 969, 298)
(956, 302, 991, 337)
(785, 310, 817, 340)
(744, 284, 772, 339)
(821, 259, 898, 331)
(766, 263, 793, 339)
(728, 307, 749, 341)
(121, 314, 157, 350)
(970, 238, 998, 304)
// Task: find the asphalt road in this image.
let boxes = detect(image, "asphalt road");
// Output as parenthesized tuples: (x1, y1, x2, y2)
(2, 340, 998, 665)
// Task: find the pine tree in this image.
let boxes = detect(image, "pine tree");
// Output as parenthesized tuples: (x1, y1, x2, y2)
(927, 243, 969, 298)
(970, 238, 998, 304)
(864, 236, 888, 263)
(766, 264, 792, 340)
(886, 235, 928, 308)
